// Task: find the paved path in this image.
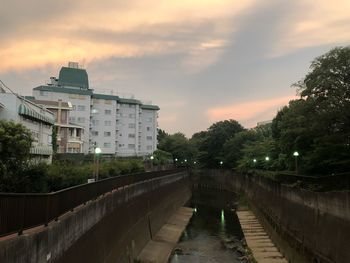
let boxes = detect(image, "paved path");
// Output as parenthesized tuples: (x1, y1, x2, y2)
(137, 207, 194, 263)
(237, 210, 288, 263)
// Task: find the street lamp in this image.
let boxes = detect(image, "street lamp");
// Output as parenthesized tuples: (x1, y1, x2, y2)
(220, 161, 223, 166)
(253, 158, 257, 163)
(150, 155, 154, 170)
(94, 147, 102, 181)
(265, 156, 270, 161)
(293, 151, 299, 175)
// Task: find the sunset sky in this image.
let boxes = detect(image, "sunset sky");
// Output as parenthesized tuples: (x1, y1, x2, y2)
(1, 0, 350, 136)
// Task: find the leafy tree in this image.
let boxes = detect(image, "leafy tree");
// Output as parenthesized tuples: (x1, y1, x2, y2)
(52, 126, 58, 153)
(0, 120, 32, 170)
(157, 129, 168, 144)
(237, 139, 278, 170)
(222, 130, 260, 168)
(158, 132, 197, 164)
(198, 120, 244, 167)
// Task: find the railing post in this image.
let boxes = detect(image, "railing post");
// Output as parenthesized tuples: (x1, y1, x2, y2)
(45, 194, 50, 226)
(18, 194, 26, 235)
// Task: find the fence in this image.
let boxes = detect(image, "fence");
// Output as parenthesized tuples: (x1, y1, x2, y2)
(0, 168, 186, 237)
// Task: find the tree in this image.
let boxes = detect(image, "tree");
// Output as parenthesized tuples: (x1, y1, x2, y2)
(52, 126, 58, 153)
(270, 46, 350, 174)
(222, 130, 260, 168)
(158, 132, 197, 164)
(0, 120, 32, 170)
(197, 120, 244, 168)
(295, 46, 350, 136)
(157, 129, 168, 144)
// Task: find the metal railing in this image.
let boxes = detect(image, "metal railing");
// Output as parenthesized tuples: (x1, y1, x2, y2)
(0, 168, 186, 237)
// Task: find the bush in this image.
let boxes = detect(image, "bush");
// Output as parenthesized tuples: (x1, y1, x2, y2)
(0, 158, 145, 193)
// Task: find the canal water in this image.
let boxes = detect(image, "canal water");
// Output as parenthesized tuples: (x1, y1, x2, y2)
(169, 187, 246, 263)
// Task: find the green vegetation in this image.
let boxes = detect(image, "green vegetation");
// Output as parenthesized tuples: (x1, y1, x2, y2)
(157, 131, 197, 164)
(0, 121, 145, 193)
(0, 158, 144, 193)
(158, 46, 350, 176)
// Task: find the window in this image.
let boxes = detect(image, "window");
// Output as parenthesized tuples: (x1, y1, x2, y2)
(146, 127, 151, 131)
(128, 144, 135, 149)
(128, 123, 136, 128)
(93, 99, 100, 104)
(91, 108, 99, 114)
(72, 105, 76, 111)
(104, 131, 111, 137)
(69, 117, 76, 122)
(104, 143, 111, 148)
(92, 131, 99, 136)
(105, 100, 112, 105)
(105, 110, 111, 115)
(128, 133, 135, 138)
(129, 113, 135, 118)
(40, 91, 47, 96)
(147, 117, 153, 122)
(129, 104, 135, 108)
(77, 105, 85, 111)
(147, 145, 153, 150)
(92, 119, 99, 126)
(105, 120, 111, 126)
(77, 117, 85, 123)
(146, 136, 152, 140)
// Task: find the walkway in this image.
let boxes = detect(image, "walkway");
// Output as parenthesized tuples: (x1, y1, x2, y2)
(237, 210, 288, 263)
(137, 207, 194, 263)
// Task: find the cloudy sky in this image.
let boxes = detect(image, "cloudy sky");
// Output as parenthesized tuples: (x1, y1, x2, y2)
(1, 0, 350, 136)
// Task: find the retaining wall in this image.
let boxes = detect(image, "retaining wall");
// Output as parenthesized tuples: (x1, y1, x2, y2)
(0, 172, 191, 263)
(199, 170, 350, 263)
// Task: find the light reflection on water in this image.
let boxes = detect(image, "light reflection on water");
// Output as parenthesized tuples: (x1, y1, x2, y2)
(169, 188, 245, 263)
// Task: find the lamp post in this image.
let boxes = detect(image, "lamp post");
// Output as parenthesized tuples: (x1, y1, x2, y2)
(293, 151, 299, 175)
(94, 147, 102, 181)
(150, 155, 154, 171)
(220, 161, 223, 167)
(265, 156, 270, 170)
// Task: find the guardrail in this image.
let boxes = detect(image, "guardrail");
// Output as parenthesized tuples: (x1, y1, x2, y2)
(0, 168, 186, 237)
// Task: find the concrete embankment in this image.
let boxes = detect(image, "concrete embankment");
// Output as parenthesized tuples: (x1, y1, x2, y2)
(0, 172, 191, 263)
(137, 207, 194, 263)
(237, 210, 287, 263)
(198, 170, 350, 263)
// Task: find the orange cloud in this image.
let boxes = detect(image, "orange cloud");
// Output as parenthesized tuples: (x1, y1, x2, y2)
(207, 95, 296, 127)
(0, 0, 254, 73)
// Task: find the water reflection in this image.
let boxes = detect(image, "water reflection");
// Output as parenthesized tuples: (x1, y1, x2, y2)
(169, 188, 245, 263)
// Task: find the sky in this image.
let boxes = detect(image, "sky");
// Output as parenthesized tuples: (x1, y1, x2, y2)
(1, 0, 350, 136)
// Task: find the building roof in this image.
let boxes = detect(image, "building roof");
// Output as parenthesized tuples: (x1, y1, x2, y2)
(92, 93, 119, 100)
(140, 104, 160, 110)
(18, 103, 55, 125)
(30, 99, 71, 109)
(118, 98, 142, 105)
(33, 85, 93, 95)
(58, 67, 89, 89)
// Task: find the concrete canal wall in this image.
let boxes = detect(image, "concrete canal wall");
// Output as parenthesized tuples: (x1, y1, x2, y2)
(198, 170, 350, 263)
(0, 172, 191, 263)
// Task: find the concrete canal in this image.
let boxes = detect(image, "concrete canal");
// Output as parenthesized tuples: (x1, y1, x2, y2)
(169, 187, 248, 262)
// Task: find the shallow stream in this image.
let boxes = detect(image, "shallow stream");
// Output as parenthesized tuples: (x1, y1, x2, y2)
(169, 188, 247, 263)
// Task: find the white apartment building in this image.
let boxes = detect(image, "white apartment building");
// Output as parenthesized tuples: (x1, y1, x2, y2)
(32, 62, 159, 156)
(0, 91, 55, 163)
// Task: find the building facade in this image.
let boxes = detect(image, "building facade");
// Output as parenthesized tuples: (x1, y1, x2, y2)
(32, 62, 159, 156)
(29, 99, 84, 153)
(0, 91, 55, 163)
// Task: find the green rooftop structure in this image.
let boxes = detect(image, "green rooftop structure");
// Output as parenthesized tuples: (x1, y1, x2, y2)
(58, 66, 89, 89)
